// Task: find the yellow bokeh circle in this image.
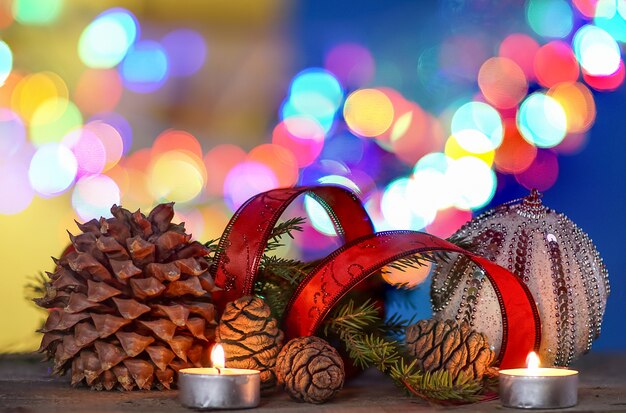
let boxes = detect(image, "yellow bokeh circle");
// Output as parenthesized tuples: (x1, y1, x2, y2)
(344, 88, 394, 137)
(10, 71, 68, 122)
(148, 150, 207, 203)
(547, 82, 596, 133)
(445, 135, 495, 167)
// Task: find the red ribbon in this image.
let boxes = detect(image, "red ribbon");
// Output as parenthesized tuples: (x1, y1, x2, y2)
(212, 186, 541, 369)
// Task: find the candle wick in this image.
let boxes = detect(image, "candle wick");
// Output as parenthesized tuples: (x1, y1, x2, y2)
(216, 367, 221, 375)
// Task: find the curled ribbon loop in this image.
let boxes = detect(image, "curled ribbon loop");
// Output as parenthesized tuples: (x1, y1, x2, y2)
(283, 230, 541, 369)
(212, 186, 541, 369)
(212, 186, 374, 310)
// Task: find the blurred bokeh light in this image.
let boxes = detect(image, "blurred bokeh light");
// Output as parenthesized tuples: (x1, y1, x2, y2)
(1, 0, 626, 352)
(78, 8, 138, 69)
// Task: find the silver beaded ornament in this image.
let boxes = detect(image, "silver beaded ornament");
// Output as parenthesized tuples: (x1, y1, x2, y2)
(431, 190, 610, 367)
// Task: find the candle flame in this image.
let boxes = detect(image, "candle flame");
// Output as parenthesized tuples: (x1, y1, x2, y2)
(211, 344, 225, 369)
(526, 351, 540, 371)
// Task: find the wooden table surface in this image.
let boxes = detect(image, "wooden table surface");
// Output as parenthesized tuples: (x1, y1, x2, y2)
(1, 352, 625, 412)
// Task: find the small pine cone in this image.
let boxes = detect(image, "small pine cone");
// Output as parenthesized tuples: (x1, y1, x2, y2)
(35, 203, 219, 391)
(275, 336, 344, 404)
(405, 319, 495, 382)
(216, 296, 284, 390)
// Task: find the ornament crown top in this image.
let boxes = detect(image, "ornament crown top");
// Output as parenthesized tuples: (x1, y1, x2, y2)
(497, 189, 547, 219)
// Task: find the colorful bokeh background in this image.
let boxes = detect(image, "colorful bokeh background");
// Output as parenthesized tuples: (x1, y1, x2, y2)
(0, 0, 624, 352)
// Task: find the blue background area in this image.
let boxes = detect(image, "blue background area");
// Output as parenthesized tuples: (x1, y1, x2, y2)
(295, 0, 625, 350)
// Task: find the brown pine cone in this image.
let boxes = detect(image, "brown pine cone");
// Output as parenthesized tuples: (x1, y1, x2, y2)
(216, 296, 284, 390)
(405, 319, 495, 382)
(35, 203, 219, 391)
(275, 336, 344, 404)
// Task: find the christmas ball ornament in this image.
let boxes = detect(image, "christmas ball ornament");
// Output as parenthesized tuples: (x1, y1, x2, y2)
(35, 203, 218, 390)
(405, 319, 495, 381)
(276, 336, 344, 404)
(216, 296, 284, 390)
(431, 190, 610, 366)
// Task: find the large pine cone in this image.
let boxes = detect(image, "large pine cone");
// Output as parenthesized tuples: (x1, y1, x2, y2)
(216, 296, 283, 389)
(35, 203, 219, 391)
(405, 319, 495, 382)
(275, 336, 344, 404)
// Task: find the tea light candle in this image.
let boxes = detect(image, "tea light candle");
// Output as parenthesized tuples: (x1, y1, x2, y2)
(499, 352, 578, 409)
(178, 344, 260, 410)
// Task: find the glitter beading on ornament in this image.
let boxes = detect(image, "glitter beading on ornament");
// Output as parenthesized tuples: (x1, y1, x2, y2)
(431, 190, 610, 367)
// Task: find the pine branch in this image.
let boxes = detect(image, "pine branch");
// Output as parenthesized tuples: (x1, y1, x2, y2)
(24, 272, 48, 309)
(380, 253, 437, 295)
(383, 253, 437, 273)
(203, 238, 221, 271)
(204, 238, 221, 255)
(264, 217, 305, 253)
(325, 300, 487, 404)
(432, 234, 476, 264)
(259, 256, 313, 286)
(254, 280, 291, 320)
(323, 299, 380, 336)
(385, 312, 415, 336)
(344, 332, 401, 370)
(324, 299, 413, 338)
(338, 329, 483, 403)
(255, 255, 317, 319)
(390, 359, 483, 404)
(447, 234, 474, 251)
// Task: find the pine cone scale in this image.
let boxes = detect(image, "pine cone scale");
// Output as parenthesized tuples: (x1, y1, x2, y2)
(186, 317, 208, 340)
(116, 331, 154, 357)
(113, 297, 150, 319)
(52, 270, 84, 290)
(155, 304, 189, 326)
(146, 263, 181, 282)
(185, 302, 215, 322)
(65, 293, 101, 313)
(74, 322, 99, 347)
(86, 280, 121, 302)
(42, 311, 90, 332)
(146, 346, 176, 371)
(164, 277, 205, 297)
(110, 259, 142, 280)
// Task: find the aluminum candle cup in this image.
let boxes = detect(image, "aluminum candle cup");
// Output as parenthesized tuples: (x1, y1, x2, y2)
(499, 367, 578, 409)
(178, 368, 260, 410)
